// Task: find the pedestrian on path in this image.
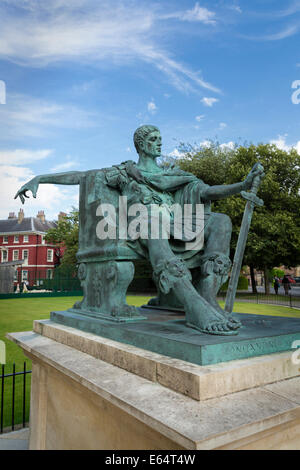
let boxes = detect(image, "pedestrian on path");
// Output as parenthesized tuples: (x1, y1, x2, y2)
(282, 275, 291, 296)
(274, 276, 280, 295)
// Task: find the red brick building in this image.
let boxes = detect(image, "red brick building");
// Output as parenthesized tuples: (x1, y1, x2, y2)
(0, 209, 64, 287)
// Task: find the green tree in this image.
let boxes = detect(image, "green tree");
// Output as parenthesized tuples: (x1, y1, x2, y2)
(45, 208, 79, 270)
(177, 142, 300, 294)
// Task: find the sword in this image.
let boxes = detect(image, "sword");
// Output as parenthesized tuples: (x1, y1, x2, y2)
(224, 163, 264, 315)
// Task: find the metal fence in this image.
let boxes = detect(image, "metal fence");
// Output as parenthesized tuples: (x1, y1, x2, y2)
(218, 291, 300, 309)
(0, 362, 32, 433)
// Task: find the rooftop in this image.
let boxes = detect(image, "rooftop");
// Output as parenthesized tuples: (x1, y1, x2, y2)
(0, 210, 57, 234)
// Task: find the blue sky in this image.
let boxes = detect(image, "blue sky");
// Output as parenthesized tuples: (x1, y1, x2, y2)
(0, 0, 300, 220)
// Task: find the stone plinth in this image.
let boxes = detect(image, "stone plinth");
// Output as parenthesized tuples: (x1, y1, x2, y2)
(51, 308, 300, 366)
(7, 322, 300, 450)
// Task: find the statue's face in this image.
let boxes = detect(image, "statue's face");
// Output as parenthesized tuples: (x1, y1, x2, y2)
(142, 130, 162, 158)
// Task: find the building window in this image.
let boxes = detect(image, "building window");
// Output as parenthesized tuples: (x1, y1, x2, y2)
(23, 235, 29, 243)
(1, 250, 8, 262)
(3, 236, 8, 244)
(14, 270, 18, 281)
(47, 249, 53, 262)
(41, 236, 45, 245)
(13, 250, 19, 261)
(14, 235, 19, 243)
(47, 269, 53, 279)
(22, 250, 29, 265)
(22, 270, 28, 281)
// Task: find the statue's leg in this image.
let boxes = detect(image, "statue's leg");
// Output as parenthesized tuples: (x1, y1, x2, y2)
(193, 213, 241, 328)
(145, 238, 238, 335)
(72, 261, 139, 319)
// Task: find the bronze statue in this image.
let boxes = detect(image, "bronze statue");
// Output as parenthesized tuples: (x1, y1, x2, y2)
(15, 125, 264, 335)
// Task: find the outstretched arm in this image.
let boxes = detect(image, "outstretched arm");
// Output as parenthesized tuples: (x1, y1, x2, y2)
(14, 171, 84, 204)
(201, 163, 264, 201)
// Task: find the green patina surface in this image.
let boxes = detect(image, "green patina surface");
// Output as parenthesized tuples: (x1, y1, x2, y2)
(15, 125, 265, 340)
(50, 308, 300, 366)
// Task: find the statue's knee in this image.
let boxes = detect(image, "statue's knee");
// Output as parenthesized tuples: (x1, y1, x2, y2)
(212, 213, 232, 234)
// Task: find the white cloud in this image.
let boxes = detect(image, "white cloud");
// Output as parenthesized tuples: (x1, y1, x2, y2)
(180, 3, 216, 24)
(199, 140, 212, 148)
(270, 135, 290, 151)
(51, 156, 80, 172)
(270, 135, 300, 153)
(0, 0, 220, 96)
(220, 141, 235, 150)
(243, 25, 299, 41)
(219, 122, 227, 130)
(195, 115, 205, 122)
(201, 97, 219, 107)
(162, 3, 216, 25)
(147, 100, 157, 114)
(0, 149, 53, 165)
(168, 148, 184, 158)
(0, 164, 79, 220)
(0, 93, 99, 139)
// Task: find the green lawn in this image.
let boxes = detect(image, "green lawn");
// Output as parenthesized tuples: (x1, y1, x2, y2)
(219, 301, 300, 318)
(0, 295, 299, 429)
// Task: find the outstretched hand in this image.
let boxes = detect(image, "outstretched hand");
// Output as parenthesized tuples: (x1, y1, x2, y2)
(14, 178, 39, 204)
(243, 163, 265, 191)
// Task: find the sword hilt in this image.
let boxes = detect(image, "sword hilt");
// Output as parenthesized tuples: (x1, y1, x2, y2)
(240, 191, 264, 207)
(241, 163, 264, 206)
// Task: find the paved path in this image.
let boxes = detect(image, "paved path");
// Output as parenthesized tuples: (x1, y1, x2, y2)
(0, 428, 29, 450)
(249, 285, 300, 296)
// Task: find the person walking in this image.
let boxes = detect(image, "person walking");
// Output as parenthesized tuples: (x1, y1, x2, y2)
(282, 275, 291, 296)
(274, 276, 280, 295)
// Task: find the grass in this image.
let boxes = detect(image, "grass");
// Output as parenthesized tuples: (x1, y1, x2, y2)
(219, 301, 300, 318)
(0, 294, 298, 429)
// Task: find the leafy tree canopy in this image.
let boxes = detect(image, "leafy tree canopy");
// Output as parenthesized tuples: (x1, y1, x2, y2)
(176, 142, 300, 272)
(45, 208, 79, 269)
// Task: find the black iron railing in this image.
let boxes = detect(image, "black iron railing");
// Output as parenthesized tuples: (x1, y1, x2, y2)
(0, 362, 32, 433)
(218, 291, 300, 309)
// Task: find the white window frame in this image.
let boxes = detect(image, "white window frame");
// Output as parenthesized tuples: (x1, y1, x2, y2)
(13, 250, 19, 261)
(3, 236, 8, 244)
(1, 250, 8, 262)
(47, 249, 53, 262)
(22, 249, 29, 265)
(23, 235, 29, 243)
(22, 270, 28, 281)
(14, 235, 19, 243)
(47, 269, 53, 279)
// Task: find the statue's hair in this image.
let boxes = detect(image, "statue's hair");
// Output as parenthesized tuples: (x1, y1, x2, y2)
(133, 125, 159, 153)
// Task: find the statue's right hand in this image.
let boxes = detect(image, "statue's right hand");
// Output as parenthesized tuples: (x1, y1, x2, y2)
(14, 178, 39, 204)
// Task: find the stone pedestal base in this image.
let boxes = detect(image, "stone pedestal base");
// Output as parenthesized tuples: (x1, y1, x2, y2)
(7, 321, 300, 450)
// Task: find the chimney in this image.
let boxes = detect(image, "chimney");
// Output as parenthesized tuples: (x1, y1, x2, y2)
(8, 212, 16, 219)
(58, 211, 67, 223)
(18, 209, 24, 224)
(37, 210, 45, 223)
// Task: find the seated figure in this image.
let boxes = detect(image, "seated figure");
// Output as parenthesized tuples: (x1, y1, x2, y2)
(15, 125, 263, 336)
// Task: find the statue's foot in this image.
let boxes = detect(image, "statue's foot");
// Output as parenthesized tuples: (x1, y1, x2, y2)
(216, 307, 242, 329)
(186, 304, 240, 336)
(206, 302, 242, 329)
(186, 321, 239, 336)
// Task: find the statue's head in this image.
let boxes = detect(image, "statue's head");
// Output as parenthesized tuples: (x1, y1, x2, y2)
(133, 125, 161, 158)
